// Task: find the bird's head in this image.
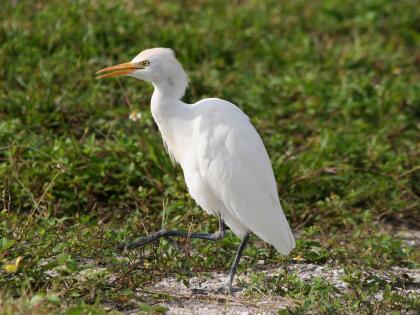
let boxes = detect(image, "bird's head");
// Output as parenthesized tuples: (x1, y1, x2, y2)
(96, 48, 188, 98)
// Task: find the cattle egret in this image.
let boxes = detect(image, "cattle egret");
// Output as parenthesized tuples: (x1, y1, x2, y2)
(96, 48, 295, 293)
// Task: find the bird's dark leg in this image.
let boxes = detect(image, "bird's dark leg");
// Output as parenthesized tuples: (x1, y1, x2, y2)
(117, 217, 226, 250)
(225, 233, 250, 294)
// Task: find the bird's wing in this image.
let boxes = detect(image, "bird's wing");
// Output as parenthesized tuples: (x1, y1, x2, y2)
(192, 99, 295, 255)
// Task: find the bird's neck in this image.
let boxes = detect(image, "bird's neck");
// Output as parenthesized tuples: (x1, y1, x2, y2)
(150, 84, 191, 165)
(149, 67, 189, 119)
(152, 74, 187, 100)
(150, 83, 185, 124)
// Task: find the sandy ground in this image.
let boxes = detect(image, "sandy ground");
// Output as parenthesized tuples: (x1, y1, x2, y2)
(114, 227, 420, 314)
(126, 263, 419, 315)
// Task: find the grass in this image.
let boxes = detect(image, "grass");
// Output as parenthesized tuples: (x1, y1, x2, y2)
(1, 0, 419, 314)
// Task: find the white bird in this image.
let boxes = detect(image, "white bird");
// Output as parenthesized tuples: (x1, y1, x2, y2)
(96, 48, 295, 293)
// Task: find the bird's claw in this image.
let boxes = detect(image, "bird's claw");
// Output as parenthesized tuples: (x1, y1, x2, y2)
(116, 237, 155, 251)
(225, 282, 233, 295)
(117, 230, 182, 252)
(213, 280, 234, 295)
(215, 286, 233, 295)
(116, 241, 134, 251)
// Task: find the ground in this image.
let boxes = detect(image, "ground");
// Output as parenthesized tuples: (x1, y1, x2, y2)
(0, 0, 419, 314)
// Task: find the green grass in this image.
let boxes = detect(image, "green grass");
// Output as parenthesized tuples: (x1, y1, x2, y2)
(1, 0, 419, 314)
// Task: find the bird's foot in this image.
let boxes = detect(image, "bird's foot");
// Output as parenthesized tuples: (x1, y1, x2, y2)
(116, 231, 163, 251)
(191, 288, 208, 295)
(214, 280, 234, 295)
(116, 238, 148, 251)
(225, 281, 233, 295)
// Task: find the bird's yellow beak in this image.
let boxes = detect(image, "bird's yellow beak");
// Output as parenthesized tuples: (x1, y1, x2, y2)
(95, 62, 141, 79)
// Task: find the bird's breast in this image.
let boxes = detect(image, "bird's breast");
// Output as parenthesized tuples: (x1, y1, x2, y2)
(157, 122, 193, 167)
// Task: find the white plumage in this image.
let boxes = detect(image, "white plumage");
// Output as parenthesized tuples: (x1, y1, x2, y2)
(97, 48, 295, 291)
(169, 98, 295, 254)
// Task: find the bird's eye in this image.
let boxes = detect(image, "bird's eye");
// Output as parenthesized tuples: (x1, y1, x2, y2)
(141, 60, 150, 67)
